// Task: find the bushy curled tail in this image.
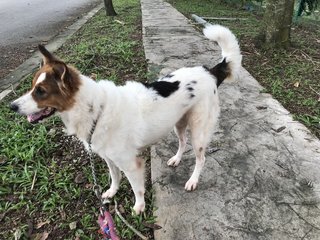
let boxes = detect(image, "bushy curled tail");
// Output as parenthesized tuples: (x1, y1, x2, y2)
(203, 25, 242, 82)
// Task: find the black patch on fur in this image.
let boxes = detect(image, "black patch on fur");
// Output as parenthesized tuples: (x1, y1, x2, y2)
(164, 74, 174, 79)
(187, 87, 194, 92)
(214, 89, 216, 94)
(204, 58, 230, 87)
(190, 93, 195, 98)
(88, 104, 94, 113)
(144, 81, 180, 97)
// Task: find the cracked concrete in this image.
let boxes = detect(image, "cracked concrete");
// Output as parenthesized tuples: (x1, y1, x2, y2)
(141, 0, 320, 239)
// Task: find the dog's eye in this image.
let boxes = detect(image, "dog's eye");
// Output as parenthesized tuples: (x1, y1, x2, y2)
(35, 86, 46, 97)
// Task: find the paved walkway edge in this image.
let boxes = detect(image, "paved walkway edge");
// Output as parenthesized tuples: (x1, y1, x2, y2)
(0, 3, 103, 101)
(141, 0, 320, 239)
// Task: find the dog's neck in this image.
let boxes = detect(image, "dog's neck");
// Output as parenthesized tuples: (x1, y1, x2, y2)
(59, 75, 110, 143)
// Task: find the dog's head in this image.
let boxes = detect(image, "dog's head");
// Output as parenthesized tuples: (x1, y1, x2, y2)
(10, 45, 81, 124)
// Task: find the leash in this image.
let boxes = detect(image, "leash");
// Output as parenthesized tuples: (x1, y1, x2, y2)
(88, 144, 119, 240)
(87, 108, 148, 240)
(87, 110, 119, 240)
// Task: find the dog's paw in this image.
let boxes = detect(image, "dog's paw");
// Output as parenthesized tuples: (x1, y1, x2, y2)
(185, 178, 198, 191)
(102, 188, 117, 199)
(167, 156, 181, 167)
(133, 202, 145, 215)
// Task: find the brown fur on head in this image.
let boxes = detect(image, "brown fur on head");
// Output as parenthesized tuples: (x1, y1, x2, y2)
(33, 45, 81, 112)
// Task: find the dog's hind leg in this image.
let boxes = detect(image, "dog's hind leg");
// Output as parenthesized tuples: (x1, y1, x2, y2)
(167, 115, 188, 167)
(102, 158, 122, 199)
(185, 110, 217, 191)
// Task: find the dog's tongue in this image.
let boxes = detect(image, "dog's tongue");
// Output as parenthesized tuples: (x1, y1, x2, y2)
(27, 111, 44, 123)
(27, 108, 53, 123)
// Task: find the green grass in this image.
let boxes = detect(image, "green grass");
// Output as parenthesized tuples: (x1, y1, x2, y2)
(167, 0, 320, 138)
(0, 0, 155, 239)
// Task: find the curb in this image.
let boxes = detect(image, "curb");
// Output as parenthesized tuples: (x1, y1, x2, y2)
(0, 3, 104, 101)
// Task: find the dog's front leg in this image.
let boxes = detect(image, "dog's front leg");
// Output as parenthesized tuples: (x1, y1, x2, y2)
(123, 157, 145, 214)
(102, 158, 122, 198)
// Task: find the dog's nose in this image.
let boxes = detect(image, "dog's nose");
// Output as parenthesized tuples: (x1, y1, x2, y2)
(9, 102, 19, 112)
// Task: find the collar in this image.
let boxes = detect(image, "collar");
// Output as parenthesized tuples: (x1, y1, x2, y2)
(87, 107, 103, 145)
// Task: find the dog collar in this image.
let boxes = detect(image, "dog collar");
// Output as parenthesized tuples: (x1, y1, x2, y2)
(87, 106, 103, 144)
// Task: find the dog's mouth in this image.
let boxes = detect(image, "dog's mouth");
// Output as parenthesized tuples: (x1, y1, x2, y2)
(27, 107, 56, 124)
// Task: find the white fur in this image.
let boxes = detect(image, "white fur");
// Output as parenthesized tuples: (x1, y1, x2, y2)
(204, 24, 242, 81)
(11, 73, 47, 115)
(36, 72, 46, 85)
(12, 25, 241, 214)
(12, 91, 39, 115)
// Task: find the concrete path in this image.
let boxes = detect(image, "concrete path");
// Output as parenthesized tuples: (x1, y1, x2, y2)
(141, 0, 320, 239)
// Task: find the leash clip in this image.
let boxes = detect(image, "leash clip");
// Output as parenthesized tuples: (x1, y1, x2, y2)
(98, 206, 119, 240)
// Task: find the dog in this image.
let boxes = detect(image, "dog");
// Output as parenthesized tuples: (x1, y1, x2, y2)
(10, 25, 241, 214)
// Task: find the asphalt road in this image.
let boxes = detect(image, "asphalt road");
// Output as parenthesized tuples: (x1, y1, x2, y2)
(0, 0, 101, 82)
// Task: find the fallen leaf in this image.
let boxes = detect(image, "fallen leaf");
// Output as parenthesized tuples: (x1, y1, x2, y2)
(41, 231, 50, 240)
(90, 73, 97, 80)
(294, 81, 300, 88)
(69, 221, 77, 230)
(59, 208, 66, 220)
(33, 231, 50, 240)
(74, 173, 86, 184)
(142, 222, 162, 230)
(85, 183, 93, 189)
(36, 220, 50, 229)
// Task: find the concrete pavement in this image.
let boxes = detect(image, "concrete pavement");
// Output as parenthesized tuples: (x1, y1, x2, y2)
(141, 0, 320, 239)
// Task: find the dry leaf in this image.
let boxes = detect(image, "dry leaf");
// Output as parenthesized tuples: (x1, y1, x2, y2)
(36, 220, 50, 229)
(33, 231, 50, 240)
(59, 208, 66, 220)
(41, 231, 50, 240)
(84, 183, 93, 189)
(90, 73, 97, 80)
(142, 222, 162, 230)
(69, 221, 77, 230)
(293, 81, 300, 88)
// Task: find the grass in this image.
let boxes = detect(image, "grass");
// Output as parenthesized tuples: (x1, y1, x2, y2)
(167, 0, 320, 138)
(0, 0, 155, 239)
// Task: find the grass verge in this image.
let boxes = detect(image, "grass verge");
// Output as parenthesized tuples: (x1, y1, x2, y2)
(0, 0, 156, 239)
(167, 0, 320, 138)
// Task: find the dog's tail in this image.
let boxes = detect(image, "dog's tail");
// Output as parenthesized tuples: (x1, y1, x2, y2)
(203, 24, 242, 86)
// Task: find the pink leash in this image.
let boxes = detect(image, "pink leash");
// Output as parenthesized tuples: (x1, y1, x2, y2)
(98, 206, 120, 240)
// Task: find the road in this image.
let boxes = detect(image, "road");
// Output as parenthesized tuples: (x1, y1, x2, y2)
(0, 0, 101, 82)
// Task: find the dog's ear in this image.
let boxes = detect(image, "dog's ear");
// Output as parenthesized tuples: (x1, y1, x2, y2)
(39, 59, 44, 69)
(38, 45, 58, 65)
(52, 62, 69, 83)
(52, 62, 74, 94)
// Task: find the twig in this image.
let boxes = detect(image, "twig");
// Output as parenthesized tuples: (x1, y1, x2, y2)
(200, 16, 247, 21)
(114, 200, 148, 240)
(309, 86, 320, 96)
(31, 170, 37, 191)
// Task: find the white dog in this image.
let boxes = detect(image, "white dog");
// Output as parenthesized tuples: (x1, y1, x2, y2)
(10, 25, 241, 214)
